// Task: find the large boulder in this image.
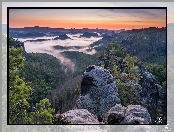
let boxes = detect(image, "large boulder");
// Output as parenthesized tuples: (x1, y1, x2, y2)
(121, 105, 152, 124)
(104, 104, 152, 124)
(61, 109, 99, 124)
(76, 65, 121, 121)
(104, 104, 125, 124)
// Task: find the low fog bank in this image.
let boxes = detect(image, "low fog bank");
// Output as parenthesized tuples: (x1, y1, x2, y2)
(15, 33, 102, 72)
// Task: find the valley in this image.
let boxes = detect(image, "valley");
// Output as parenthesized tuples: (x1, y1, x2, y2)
(8, 26, 167, 124)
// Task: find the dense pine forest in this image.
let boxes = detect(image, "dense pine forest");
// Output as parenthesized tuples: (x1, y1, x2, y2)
(8, 27, 167, 124)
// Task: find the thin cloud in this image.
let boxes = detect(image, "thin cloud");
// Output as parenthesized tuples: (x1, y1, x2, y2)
(101, 9, 166, 19)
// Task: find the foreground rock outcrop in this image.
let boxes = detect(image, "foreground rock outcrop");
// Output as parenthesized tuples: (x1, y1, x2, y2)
(97, 51, 166, 123)
(138, 67, 167, 123)
(76, 65, 121, 121)
(104, 104, 151, 124)
(61, 109, 99, 124)
(56, 65, 166, 124)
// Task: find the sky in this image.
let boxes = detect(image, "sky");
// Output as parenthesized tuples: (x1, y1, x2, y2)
(8, 9, 166, 30)
(2, 2, 173, 30)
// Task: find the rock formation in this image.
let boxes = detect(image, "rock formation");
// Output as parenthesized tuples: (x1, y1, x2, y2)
(138, 67, 167, 124)
(61, 109, 100, 124)
(76, 65, 121, 121)
(104, 104, 125, 124)
(104, 104, 152, 124)
(59, 64, 166, 124)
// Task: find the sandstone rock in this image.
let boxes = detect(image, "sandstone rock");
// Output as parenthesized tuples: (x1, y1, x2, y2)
(61, 109, 99, 124)
(156, 84, 166, 100)
(103, 104, 125, 124)
(76, 65, 121, 120)
(121, 105, 152, 124)
(138, 67, 166, 124)
(105, 104, 151, 124)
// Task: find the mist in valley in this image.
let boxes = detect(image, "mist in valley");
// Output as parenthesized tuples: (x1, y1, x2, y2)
(15, 33, 102, 71)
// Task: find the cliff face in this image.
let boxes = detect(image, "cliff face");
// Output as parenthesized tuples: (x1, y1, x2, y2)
(138, 67, 167, 123)
(76, 65, 121, 121)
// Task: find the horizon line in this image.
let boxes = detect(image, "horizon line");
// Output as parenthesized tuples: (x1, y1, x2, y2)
(3, 23, 173, 25)
(7, 25, 167, 30)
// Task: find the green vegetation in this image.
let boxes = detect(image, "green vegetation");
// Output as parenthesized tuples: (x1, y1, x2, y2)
(98, 41, 140, 106)
(8, 25, 167, 125)
(90, 35, 113, 52)
(9, 46, 32, 124)
(99, 40, 166, 124)
(20, 53, 68, 104)
(20, 50, 96, 114)
(104, 41, 126, 58)
(62, 51, 98, 76)
(113, 27, 166, 66)
(144, 63, 166, 89)
(116, 80, 128, 106)
(9, 45, 54, 124)
(53, 79, 81, 113)
(9, 37, 71, 124)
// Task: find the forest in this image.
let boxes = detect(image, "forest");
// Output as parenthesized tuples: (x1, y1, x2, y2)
(114, 27, 166, 65)
(8, 26, 167, 124)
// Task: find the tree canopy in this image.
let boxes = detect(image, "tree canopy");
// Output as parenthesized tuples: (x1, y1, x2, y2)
(9, 38, 55, 124)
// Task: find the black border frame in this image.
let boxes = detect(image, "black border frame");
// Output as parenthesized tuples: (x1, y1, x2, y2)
(7, 7, 167, 125)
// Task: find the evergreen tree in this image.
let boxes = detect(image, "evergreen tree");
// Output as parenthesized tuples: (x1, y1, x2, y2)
(9, 38, 55, 124)
(9, 46, 32, 124)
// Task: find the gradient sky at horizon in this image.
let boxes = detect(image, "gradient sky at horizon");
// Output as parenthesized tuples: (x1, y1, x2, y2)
(8, 8, 166, 30)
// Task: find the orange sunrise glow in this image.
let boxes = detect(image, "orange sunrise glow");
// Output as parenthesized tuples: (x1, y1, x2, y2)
(9, 9, 166, 30)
